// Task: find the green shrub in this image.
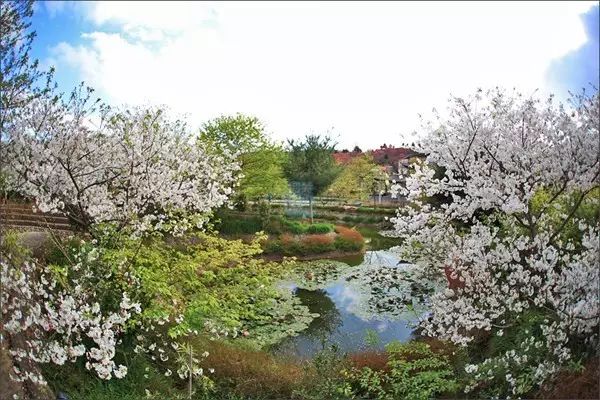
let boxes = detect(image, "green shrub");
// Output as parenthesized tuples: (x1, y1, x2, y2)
(218, 215, 263, 234)
(384, 341, 461, 400)
(294, 345, 353, 400)
(44, 353, 183, 400)
(487, 310, 547, 358)
(280, 220, 333, 235)
(306, 223, 334, 234)
(468, 310, 559, 398)
(346, 341, 461, 400)
(46, 236, 84, 266)
(283, 240, 307, 256)
(262, 239, 283, 254)
(283, 220, 308, 234)
(334, 236, 362, 252)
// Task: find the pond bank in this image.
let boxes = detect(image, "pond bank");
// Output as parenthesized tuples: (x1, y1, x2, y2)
(260, 249, 364, 263)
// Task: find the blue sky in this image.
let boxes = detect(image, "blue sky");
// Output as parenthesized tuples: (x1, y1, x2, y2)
(30, 1, 599, 149)
(546, 5, 599, 95)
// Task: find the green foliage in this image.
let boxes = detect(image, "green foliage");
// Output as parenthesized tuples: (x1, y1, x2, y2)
(257, 201, 272, 230)
(199, 114, 265, 156)
(345, 341, 461, 400)
(467, 310, 558, 398)
(240, 147, 290, 199)
(284, 134, 341, 196)
(217, 215, 263, 235)
(281, 220, 309, 234)
(45, 236, 85, 266)
(44, 353, 184, 400)
(383, 341, 461, 400)
(486, 310, 547, 358)
(333, 236, 363, 252)
(281, 219, 334, 234)
(263, 235, 335, 256)
(294, 345, 353, 400)
(1, 0, 51, 137)
(306, 223, 334, 234)
(261, 224, 362, 256)
(216, 212, 333, 236)
(199, 114, 290, 200)
(64, 231, 316, 347)
(0, 230, 31, 263)
(529, 186, 600, 246)
(364, 329, 381, 349)
(326, 155, 388, 201)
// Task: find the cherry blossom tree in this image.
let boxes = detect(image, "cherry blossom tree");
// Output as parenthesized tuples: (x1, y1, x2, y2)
(392, 88, 599, 395)
(4, 85, 238, 235)
(1, 2, 240, 393)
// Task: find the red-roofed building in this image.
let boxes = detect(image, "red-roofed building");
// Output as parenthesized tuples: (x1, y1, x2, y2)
(333, 146, 425, 173)
(333, 145, 426, 194)
(370, 147, 422, 166)
(332, 151, 363, 165)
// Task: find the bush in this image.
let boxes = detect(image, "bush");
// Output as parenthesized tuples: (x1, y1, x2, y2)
(333, 226, 364, 252)
(217, 215, 263, 234)
(198, 339, 304, 399)
(263, 233, 336, 256)
(294, 346, 353, 400)
(301, 234, 335, 253)
(262, 239, 282, 254)
(334, 237, 362, 252)
(281, 220, 333, 235)
(345, 341, 462, 400)
(262, 225, 361, 256)
(306, 223, 334, 234)
(44, 353, 182, 400)
(283, 220, 308, 234)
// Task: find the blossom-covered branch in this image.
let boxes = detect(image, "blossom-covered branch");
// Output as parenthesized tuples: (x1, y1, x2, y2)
(392, 88, 599, 395)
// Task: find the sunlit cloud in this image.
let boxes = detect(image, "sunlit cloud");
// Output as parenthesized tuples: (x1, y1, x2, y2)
(47, 1, 597, 148)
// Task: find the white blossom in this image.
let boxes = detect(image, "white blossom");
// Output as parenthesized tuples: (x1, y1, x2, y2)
(392, 89, 599, 391)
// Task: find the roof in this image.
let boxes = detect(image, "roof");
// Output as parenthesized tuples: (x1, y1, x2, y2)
(369, 147, 425, 165)
(332, 151, 363, 165)
(332, 147, 425, 166)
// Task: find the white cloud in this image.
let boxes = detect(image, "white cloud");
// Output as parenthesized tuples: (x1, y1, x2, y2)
(50, 1, 596, 148)
(43, 0, 68, 18)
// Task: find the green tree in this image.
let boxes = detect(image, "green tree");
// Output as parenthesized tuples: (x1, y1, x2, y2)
(199, 114, 289, 202)
(0, 0, 53, 197)
(0, 0, 49, 133)
(284, 134, 341, 221)
(326, 154, 388, 202)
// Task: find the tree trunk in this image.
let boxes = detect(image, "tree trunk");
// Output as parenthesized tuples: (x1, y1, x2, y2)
(0, 334, 54, 400)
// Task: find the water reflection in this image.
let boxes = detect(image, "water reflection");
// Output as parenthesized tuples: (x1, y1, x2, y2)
(295, 288, 343, 342)
(271, 249, 423, 358)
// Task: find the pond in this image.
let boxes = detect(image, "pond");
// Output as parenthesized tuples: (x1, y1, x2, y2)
(271, 247, 437, 358)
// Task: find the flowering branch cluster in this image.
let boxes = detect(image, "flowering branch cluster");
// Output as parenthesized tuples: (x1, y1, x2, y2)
(391, 88, 599, 392)
(1, 241, 140, 382)
(4, 86, 238, 235)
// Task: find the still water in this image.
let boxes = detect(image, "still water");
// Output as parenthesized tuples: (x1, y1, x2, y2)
(272, 249, 427, 358)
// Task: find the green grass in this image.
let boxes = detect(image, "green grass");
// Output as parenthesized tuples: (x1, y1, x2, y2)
(44, 354, 184, 400)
